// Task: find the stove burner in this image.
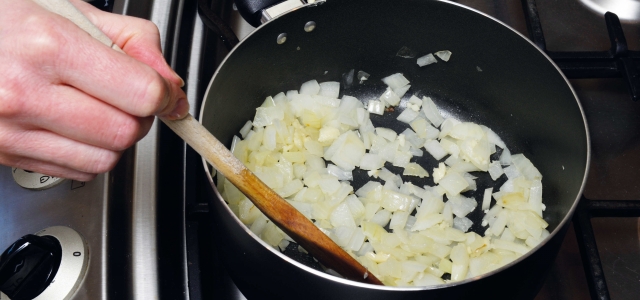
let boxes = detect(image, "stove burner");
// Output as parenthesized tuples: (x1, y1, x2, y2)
(579, 0, 640, 22)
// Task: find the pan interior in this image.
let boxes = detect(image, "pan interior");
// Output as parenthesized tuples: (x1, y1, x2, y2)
(201, 0, 587, 272)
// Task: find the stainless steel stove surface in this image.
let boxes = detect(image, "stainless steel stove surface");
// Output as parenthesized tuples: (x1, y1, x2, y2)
(0, 0, 186, 299)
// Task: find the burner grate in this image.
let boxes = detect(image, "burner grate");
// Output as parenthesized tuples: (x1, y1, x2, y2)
(522, 1, 640, 299)
(521, 0, 640, 101)
(574, 199, 640, 300)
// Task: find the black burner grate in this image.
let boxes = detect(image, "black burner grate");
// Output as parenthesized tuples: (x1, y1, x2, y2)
(521, 1, 640, 299)
(522, 0, 640, 101)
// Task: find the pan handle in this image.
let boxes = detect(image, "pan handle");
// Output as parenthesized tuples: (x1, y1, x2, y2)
(196, 0, 240, 50)
(197, 0, 312, 50)
(235, 0, 283, 27)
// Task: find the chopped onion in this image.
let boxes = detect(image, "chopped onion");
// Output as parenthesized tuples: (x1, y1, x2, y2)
(359, 153, 385, 171)
(327, 164, 353, 181)
(434, 50, 452, 62)
(239, 120, 253, 138)
(394, 85, 411, 99)
(319, 81, 340, 98)
(424, 139, 448, 160)
(368, 100, 384, 115)
(453, 217, 473, 232)
(422, 97, 445, 127)
(376, 127, 398, 142)
(417, 53, 438, 67)
(382, 73, 410, 91)
(488, 161, 504, 180)
(482, 188, 493, 211)
(380, 88, 401, 106)
(357, 70, 370, 83)
(403, 163, 429, 178)
(300, 79, 320, 95)
(222, 73, 548, 288)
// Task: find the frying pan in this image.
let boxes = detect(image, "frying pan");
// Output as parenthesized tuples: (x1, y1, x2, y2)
(198, 0, 590, 298)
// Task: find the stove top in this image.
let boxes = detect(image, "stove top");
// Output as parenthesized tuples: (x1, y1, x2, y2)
(176, 1, 640, 299)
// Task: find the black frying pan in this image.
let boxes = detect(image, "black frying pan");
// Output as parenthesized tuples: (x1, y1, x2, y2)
(198, 0, 590, 298)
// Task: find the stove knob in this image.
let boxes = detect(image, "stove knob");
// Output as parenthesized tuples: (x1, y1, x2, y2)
(11, 169, 65, 190)
(0, 235, 62, 300)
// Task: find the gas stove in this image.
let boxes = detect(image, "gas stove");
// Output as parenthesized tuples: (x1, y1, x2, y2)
(0, 0, 638, 299)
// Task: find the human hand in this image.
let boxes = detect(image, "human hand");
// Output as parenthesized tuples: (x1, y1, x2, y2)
(0, 0, 188, 181)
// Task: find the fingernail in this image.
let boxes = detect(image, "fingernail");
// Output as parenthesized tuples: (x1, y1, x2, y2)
(171, 68, 185, 87)
(167, 98, 190, 120)
(177, 74, 185, 88)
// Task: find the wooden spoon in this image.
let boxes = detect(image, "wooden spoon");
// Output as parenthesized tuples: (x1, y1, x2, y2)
(35, 0, 383, 285)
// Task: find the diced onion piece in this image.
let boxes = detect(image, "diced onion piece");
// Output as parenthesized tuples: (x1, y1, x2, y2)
(417, 53, 438, 67)
(439, 118, 461, 139)
(382, 73, 410, 91)
(500, 147, 512, 165)
(401, 128, 425, 148)
(370, 209, 393, 227)
(448, 195, 477, 217)
(502, 165, 521, 180)
(408, 96, 423, 108)
(379, 168, 402, 187)
(318, 126, 341, 144)
(359, 153, 385, 171)
(482, 187, 493, 211)
(367, 100, 384, 115)
(357, 70, 370, 83)
(324, 131, 366, 171)
(491, 239, 529, 255)
(453, 217, 473, 232)
(327, 164, 353, 181)
(381, 189, 413, 212)
(482, 126, 506, 148)
(380, 88, 401, 106)
(318, 81, 340, 98)
(450, 244, 469, 281)
(422, 97, 445, 127)
(488, 161, 504, 180)
(239, 121, 253, 138)
(376, 127, 398, 142)
(300, 79, 320, 95)
(438, 172, 469, 196)
(511, 154, 543, 180)
(529, 180, 543, 217)
(490, 210, 509, 236)
(432, 163, 447, 184)
(410, 117, 429, 139)
(434, 50, 452, 62)
(330, 203, 357, 228)
(389, 211, 410, 230)
(411, 214, 444, 231)
(397, 108, 419, 123)
(253, 106, 284, 127)
(394, 84, 411, 99)
(356, 181, 382, 198)
(424, 139, 448, 160)
(403, 163, 429, 178)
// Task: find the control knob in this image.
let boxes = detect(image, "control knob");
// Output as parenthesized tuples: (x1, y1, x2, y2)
(0, 235, 62, 300)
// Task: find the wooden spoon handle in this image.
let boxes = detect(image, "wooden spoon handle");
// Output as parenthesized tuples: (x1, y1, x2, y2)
(36, 0, 383, 285)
